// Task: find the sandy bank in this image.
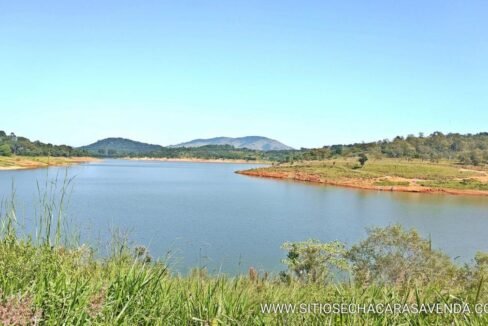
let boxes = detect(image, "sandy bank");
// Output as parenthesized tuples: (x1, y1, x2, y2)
(0, 156, 98, 171)
(237, 170, 488, 197)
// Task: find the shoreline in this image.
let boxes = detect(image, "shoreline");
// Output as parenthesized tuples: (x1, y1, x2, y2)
(0, 156, 98, 171)
(0, 156, 268, 171)
(236, 169, 488, 197)
(125, 157, 269, 164)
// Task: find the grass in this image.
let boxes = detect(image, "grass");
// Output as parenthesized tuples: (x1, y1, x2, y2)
(373, 180, 410, 187)
(1, 177, 488, 324)
(420, 179, 488, 191)
(263, 159, 478, 180)
(361, 160, 477, 179)
(244, 159, 488, 192)
(2, 240, 488, 325)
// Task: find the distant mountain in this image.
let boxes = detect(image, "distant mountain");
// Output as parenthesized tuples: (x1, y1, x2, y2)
(171, 136, 294, 151)
(79, 138, 163, 155)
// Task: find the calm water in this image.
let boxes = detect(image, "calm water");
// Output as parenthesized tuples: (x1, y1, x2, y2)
(1, 159, 488, 274)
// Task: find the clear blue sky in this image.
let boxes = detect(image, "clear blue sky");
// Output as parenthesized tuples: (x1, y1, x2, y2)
(1, 1, 487, 149)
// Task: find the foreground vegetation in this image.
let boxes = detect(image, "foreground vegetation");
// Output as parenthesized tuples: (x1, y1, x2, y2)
(1, 188, 488, 324)
(239, 158, 488, 195)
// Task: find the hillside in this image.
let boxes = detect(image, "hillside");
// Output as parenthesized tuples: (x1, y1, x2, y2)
(0, 130, 87, 157)
(296, 132, 488, 166)
(172, 136, 294, 151)
(79, 138, 163, 156)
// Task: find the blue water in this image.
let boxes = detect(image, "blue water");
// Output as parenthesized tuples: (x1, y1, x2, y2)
(1, 159, 487, 274)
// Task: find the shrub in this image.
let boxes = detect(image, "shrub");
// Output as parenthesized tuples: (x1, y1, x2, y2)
(281, 239, 348, 284)
(0, 144, 12, 156)
(347, 225, 459, 287)
(358, 153, 368, 167)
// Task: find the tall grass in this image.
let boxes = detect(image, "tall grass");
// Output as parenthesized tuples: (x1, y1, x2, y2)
(1, 175, 488, 324)
(33, 170, 76, 247)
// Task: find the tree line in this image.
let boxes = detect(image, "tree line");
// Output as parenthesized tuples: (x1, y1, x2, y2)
(2, 130, 488, 166)
(0, 131, 89, 157)
(296, 132, 488, 166)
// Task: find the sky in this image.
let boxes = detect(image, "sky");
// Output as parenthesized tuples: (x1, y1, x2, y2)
(1, 1, 487, 149)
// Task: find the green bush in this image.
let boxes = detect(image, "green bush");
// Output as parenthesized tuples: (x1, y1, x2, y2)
(281, 239, 348, 284)
(347, 225, 459, 288)
(0, 144, 12, 156)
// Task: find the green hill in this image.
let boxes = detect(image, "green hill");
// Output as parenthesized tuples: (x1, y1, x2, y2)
(0, 130, 86, 157)
(79, 138, 163, 156)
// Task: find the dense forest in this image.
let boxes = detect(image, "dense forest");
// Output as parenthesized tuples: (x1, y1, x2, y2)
(296, 132, 488, 166)
(144, 145, 296, 161)
(2, 130, 488, 165)
(0, 131, 89, 157)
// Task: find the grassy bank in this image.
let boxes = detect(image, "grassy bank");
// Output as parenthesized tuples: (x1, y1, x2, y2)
(2, 242, 488, 325)
(237, 159, 488, 196)
(1, 229, 488, 324)
(0, 156, 97, 170)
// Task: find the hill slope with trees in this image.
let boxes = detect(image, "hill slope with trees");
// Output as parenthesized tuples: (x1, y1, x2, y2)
(0, 131, 88, 157)
(297, 132, 488, 166)
(79, 138, 164, 156)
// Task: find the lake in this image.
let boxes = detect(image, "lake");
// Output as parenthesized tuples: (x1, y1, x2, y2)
(1, 159, 488, 274)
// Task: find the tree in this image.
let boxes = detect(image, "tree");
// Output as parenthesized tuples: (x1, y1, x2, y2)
(347, 225, 458, 287)
(470, 150, 483, 166)
(358, 153, 368, 167)
(281, 239, 348, 284)
(461, 252, 488, 297)
(330, 145, 343, 156)
(0, 144, 12, 156)
(108, 149, 117, 156)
